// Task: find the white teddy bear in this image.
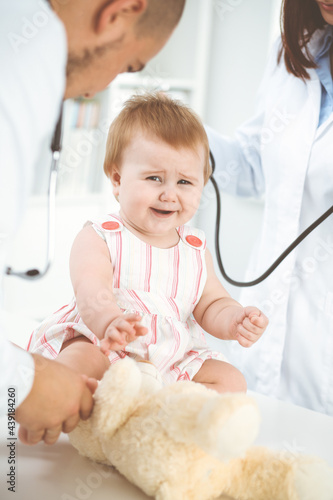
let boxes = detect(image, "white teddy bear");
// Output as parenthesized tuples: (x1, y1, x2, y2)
(69, 357, 333, 500)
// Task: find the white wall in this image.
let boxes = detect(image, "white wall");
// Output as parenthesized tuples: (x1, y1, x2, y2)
(205, 0, 280, 129)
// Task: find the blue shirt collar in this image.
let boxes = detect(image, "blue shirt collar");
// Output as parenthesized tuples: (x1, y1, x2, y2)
(314, 26, 333, 127)
(315, 25, 333, 62)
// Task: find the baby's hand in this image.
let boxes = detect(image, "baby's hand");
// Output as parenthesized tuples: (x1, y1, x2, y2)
(231, 306, 268, 348)
(100, 313, 148, 356)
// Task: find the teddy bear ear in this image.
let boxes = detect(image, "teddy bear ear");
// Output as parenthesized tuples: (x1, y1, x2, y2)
(91, 357, 143, 440)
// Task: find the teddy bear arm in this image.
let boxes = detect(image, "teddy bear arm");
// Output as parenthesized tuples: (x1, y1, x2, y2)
(156, 385, 260, 461)
(69, 419, 108, 464)
(91, 357, 144, 441)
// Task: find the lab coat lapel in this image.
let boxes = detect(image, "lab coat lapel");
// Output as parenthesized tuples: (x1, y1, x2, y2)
(258, 70, 321, 267)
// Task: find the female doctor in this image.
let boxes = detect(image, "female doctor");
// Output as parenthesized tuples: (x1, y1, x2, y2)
(207, 0, 333, 415)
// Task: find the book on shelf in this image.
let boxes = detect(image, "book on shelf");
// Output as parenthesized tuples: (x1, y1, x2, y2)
(63, 98, 101, 130)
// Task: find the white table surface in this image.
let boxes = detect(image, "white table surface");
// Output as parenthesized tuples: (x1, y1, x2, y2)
(0, 392, 332, 500)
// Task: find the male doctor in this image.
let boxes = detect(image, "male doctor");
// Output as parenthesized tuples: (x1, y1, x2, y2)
(0, 0, 186, 445)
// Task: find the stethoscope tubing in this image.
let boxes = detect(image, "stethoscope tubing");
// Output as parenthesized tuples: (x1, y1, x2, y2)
(210, 151, 333, 287)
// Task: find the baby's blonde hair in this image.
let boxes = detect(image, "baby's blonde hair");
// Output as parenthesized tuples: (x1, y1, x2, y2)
(103, 92, 211, 185)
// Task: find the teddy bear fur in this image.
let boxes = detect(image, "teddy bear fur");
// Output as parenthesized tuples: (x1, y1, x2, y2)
(69, 357, 333, 500)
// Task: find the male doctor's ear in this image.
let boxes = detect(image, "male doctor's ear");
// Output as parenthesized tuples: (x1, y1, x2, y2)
(95, 0, 148, 37)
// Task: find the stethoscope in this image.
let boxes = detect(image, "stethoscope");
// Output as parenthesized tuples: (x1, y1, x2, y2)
(5, 105, 64, 280)
(5, 110, 333, 286)
(209, 151, 333, 287)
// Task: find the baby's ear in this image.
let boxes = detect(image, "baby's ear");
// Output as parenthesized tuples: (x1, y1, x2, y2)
(110, 168, 121, 197)
(110, 167, 120, 185)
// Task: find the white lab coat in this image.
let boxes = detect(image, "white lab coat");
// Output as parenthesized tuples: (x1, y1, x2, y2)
(207, 28, 333, 415)
(0, 0, 66, 414)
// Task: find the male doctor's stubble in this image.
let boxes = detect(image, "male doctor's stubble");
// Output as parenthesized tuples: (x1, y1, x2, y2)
(1, 0, 186, 446)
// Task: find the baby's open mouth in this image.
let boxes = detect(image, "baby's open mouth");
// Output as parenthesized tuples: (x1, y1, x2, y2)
(151, 208, 174, 216)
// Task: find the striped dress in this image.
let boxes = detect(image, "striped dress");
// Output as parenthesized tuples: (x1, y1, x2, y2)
(27, 213, 226, 384)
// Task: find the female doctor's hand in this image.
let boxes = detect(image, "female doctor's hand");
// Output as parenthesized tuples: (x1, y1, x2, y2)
(230, 306, 268, 348)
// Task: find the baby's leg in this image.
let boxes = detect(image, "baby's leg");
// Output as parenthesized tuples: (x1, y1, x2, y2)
(57, 336, 110, 380)
(192, 359, 247, 393)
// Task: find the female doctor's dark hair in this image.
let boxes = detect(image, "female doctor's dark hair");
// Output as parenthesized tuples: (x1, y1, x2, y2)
(278, 0, 326, 80)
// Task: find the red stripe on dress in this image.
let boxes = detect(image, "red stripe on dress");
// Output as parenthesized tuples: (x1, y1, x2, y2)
(114, 231, 122, 288)
(58, 303, 76, 324)
(170, 363, 181, 378)
(167, 297, 180, 321)
(26, 333, 33, 351)
(171, 245, 179, 297)
(109, 354, 121, 365)
(192, 249, 203, 305)
(41, 335, 58, 358)
(144, 244, 152, 292)
(108, 213, 122, 223)
(159, 321, 180, 371)
(97, 213, 122, 288)
(128, 290, 151, 314)
(150, 314, 157, 344)
(53, 303, 70, 315)
(73, 313, 81, 323)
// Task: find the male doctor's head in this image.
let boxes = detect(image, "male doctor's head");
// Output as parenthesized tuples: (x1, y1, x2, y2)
(51, 0, 186, 99)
